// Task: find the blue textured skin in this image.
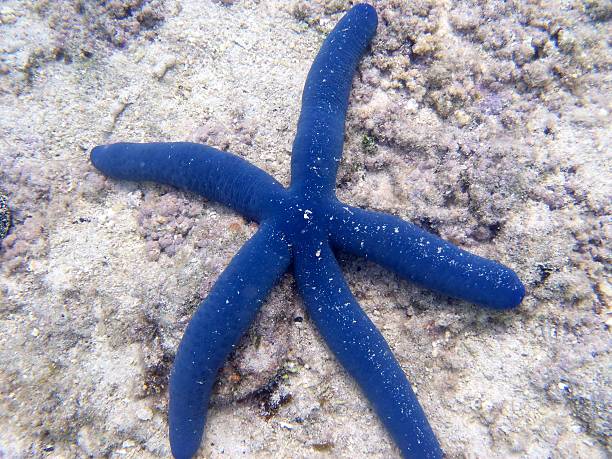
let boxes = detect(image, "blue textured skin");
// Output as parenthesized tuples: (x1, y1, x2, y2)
(91, 4, 525, 459)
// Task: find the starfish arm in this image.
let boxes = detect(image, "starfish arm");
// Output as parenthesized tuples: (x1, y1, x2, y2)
(294, 243, 443, 459)
(329, 204, 525, 309)
(290, 4, 377, 197)
(91, 142, 286, 221)
(168, 222, 291, 459)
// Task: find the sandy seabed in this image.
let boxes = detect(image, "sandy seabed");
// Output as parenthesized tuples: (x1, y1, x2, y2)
(0, 0, 610, 458)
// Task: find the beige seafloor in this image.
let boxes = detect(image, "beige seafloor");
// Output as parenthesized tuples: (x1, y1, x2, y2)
(0, 0, 610, 457)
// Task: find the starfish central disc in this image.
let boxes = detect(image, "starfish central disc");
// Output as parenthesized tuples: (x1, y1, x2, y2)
(274, 194, 333, 245)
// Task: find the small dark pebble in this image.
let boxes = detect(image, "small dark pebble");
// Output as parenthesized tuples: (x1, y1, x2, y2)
(0, 193, 11, 239)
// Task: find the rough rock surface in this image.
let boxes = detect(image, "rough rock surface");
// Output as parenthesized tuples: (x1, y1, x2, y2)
(0, 0, 610, 457)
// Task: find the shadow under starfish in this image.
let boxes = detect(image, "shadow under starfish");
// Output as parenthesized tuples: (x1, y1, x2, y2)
(91, 4, 525, 459)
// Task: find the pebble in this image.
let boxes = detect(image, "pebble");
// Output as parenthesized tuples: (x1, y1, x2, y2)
(153, 56, 177, 80)
(136, 406, 153, 421)
(0, 193, 10, 239)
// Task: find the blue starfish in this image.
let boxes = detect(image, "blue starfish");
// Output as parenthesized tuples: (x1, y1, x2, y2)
(91, 4, 525, 458)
